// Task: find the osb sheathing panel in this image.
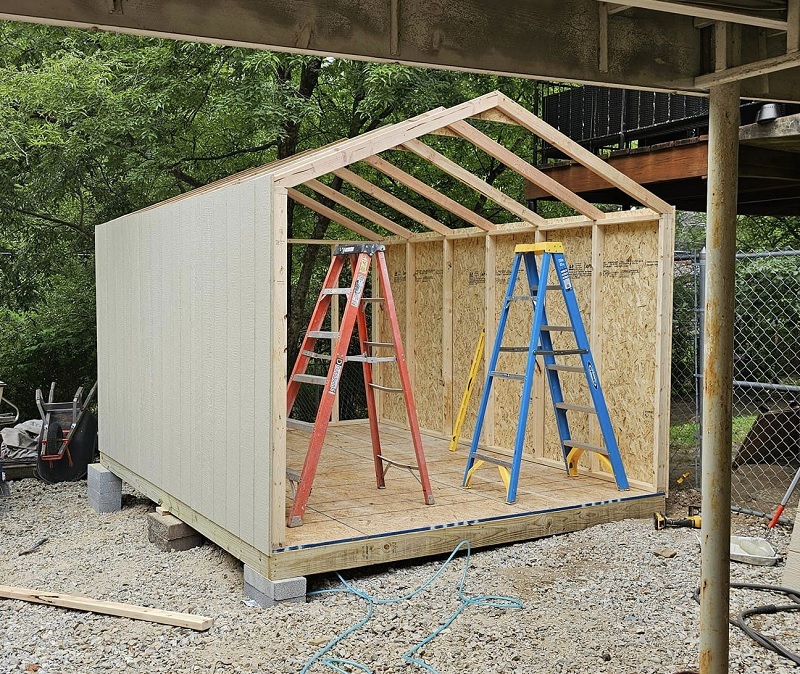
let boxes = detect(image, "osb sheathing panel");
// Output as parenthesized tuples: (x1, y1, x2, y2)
(451, 237, 486, 439)
(380, 243, 407, 425)
(493, 233, 538, 454)
(601, 221, 660, 485)
(378, 220, 662, 488)
(413, 242, 444, 432)
(541, 229, 593, 466)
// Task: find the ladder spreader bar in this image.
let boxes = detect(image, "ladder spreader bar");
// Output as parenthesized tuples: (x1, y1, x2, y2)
(369, 383, 403, 392)
(535, 348, 588, 356)
(349, 355, 397, 363)
(489, 371, 526, 381)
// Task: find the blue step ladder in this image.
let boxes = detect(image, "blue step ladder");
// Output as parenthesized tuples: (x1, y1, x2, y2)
(463, 242, 630, 503)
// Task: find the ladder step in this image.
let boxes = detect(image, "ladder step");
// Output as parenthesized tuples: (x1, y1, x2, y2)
(535, 348, 588, 356)
(365, 341, 394, 348)
(563, 440, 609, 456)
(546, 364, 584, 373)
(292, 374, 327, 386)
(555, 402, 596, 414)
(369, 383, 403, 393)
(472, 452, 513, 470)
(489, 371, 526, 381)
(531, 285, 561, 291)
(349, 355, 397, 363)
(498, 346, 530, 353)
(508, 295, 535, 302)
(307, 331, 340, 339)
(320, 288, 350, 296)
(301, 350, 332, 361)
(361, 297, 385, 302)
(541, 325, 573, 332)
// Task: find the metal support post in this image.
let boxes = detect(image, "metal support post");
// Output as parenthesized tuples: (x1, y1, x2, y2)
(699, 78, 740, 673)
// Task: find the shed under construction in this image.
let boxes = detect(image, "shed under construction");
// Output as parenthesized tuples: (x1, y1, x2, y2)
(96, 91, 675, 581)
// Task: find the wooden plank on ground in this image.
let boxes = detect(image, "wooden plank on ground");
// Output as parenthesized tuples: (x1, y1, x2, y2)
(0, 585, 213, 631)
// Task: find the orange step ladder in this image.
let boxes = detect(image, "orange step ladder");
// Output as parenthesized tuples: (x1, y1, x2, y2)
(286, 243, 435, 527)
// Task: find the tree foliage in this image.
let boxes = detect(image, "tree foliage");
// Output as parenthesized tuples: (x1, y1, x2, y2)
(0, 22, 540, 413)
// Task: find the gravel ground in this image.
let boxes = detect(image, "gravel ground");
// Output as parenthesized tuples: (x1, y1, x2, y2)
(0, 479, 798, 674)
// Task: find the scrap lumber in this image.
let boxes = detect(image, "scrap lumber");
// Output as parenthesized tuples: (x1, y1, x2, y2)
(0, 585, 213, 631)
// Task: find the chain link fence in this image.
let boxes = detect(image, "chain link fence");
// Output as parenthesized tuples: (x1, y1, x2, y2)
(670, 249, 800, 521)
(669, 253, 702, 491)
(728, 251, 800, 519)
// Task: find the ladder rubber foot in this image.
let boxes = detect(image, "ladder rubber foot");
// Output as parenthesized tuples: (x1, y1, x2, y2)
(425, 496, 435, 505)
(287, 515, 303, 528)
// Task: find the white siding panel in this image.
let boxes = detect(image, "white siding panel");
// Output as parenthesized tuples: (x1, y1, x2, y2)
(212, 192, 228, 527)
(252, 177, 272, 551)
(96, 175, 274, 551)
(225, 185, 242, 539)
(237, 182, 257, 547)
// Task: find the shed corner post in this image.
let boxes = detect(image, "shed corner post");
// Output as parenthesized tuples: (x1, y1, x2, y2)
(270, 186, 289, 550)
(699, 26, 741, 673)
(654, 208, 676, 494)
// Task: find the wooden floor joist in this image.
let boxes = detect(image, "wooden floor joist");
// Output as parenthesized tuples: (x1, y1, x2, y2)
(0, 585, 214, 631)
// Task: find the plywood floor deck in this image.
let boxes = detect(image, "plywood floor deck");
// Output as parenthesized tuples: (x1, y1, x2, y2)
(281, 420, 658, 554)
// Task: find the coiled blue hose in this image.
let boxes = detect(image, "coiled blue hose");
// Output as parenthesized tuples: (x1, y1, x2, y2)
(300, 540, 523, 674)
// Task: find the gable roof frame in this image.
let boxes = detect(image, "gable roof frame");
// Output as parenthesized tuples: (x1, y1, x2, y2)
(276, 90, 671, 245)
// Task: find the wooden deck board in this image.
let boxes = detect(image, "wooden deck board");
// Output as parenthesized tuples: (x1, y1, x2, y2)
(280, 421, 661, 574)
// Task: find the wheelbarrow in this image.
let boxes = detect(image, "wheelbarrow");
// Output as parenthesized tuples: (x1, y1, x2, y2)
(0, 380, 19, 496)
(36, 381, 98, 484)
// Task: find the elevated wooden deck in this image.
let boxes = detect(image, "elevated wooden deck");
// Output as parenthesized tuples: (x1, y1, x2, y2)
(272, 420, 663, 578)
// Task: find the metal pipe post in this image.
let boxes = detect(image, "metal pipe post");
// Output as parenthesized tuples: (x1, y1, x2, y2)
(699, 80, 740, 674)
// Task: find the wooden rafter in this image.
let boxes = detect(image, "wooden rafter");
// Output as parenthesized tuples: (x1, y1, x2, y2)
(447, 120, 606, 220)
(286, 188, 382, 241)
(331, 167, 452, 236)
(362, 155, 496, 232)
(303, 179, 413, 239)
(273, 91, 503, 188)
(400, 138, 547, 226)
(494, 93, 672, 214)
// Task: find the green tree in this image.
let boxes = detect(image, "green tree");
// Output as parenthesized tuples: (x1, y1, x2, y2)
(0, 22, 542, 413)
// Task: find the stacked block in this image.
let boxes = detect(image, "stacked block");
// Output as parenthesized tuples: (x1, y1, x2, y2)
(87, 463, 122, 513)
(147, 511, 204, 552)
(244, 565, 306, 607)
